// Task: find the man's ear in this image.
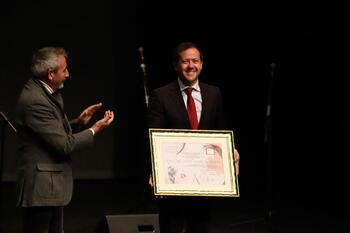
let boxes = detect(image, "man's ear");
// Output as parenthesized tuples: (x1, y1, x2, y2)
(48, 70, 54, 81)
(172, 61, 178, 71)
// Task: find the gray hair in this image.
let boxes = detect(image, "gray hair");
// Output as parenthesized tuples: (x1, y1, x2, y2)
(31, 47, 68, 78)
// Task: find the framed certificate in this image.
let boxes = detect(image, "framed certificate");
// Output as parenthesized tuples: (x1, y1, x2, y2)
(149, 128, 239, 197)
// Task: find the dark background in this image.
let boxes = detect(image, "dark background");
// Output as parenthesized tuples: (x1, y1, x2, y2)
(1, 0, 348, 221)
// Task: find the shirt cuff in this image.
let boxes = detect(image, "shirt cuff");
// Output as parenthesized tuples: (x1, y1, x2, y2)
(89, 128, 95, 136)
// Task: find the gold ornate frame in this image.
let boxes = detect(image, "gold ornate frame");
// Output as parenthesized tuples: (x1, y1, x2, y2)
(149, 128, 239, 197)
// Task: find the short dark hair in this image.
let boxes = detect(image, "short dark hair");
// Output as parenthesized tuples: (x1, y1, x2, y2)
(172, 42, 203, 68)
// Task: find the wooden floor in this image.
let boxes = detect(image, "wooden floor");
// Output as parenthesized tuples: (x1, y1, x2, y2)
(0, 179, 347, 233)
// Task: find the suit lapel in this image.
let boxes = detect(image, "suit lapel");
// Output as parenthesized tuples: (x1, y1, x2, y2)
(169, 81, 190, 127)
(32, 79, 64, 112)
(198, 83, 208, 129)
(52, 92, 72, 134)
(32, 79, 72, 134)
(52, 91, 64, 110)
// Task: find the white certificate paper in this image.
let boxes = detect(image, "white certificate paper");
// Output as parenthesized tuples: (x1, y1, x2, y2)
(149, 129, 239, 197)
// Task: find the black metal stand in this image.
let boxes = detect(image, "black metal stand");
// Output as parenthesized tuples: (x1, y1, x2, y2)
(0, 112, 17, 233)
(0, 118, 5, 188)
(264, 62, 275, 221)
(138, 46, 150, 108)
(0, 112, 17, 183)
(261, 63, 282, 233)
(229, 62, 280, 233)
(0, 118, 5, 233)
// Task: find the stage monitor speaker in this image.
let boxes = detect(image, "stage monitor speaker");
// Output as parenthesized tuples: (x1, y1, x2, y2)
(95, 213, 160, 233)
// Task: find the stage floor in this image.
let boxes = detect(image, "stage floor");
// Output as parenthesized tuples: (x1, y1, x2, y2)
(0, 179, 347, 233)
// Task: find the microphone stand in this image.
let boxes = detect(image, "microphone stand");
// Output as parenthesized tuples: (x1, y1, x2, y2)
(134, 46, 154, 213)
(0, 112, 17, 133)
(264, 62, 278, 227)
(138, 47, 149, 108)
(0, 112, 17, 233)
(0, 112, 17, 181)
(230, 63, 280, 232)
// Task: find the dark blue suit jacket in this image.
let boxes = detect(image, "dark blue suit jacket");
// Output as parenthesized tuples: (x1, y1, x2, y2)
(146, 80, 227, 233)
(147, 80, 226, 130)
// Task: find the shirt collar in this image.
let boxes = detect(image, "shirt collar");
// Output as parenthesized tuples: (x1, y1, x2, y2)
(39, 80, 54, 94)
(177, 78, 200, 92)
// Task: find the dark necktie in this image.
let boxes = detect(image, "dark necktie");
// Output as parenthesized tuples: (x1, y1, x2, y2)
(52, 90, 64, 109)
(185, 87, 198, 129)
(52, 91, 71, 133)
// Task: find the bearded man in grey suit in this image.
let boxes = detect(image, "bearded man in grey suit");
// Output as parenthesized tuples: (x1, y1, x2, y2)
(15, 47, 114, 233)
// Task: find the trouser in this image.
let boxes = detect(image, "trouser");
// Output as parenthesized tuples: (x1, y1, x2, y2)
(22, 206, 64, 233)
(159, 198, 211, 233)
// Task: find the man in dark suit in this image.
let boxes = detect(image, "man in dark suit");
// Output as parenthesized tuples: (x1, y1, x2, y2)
(15, 47, 114, 233)
(147, 42, 240, 233)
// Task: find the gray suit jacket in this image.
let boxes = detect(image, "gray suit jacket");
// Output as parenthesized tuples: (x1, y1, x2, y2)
(15, 78, 94, 207)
